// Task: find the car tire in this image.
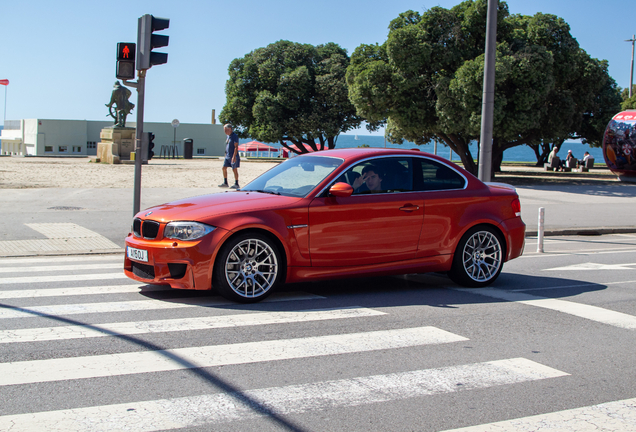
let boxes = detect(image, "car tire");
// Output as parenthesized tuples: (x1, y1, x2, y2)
(449, 225, 505, 288)
(213, 232, 282, 303)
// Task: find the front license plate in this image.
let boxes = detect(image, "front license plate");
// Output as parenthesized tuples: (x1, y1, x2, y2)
(127, 246, 148, 263)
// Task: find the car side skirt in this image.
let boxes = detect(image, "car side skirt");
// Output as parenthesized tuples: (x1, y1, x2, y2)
(286, 254, 452, 283)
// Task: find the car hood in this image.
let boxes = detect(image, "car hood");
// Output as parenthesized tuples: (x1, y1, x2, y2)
(138, 191, 303, 223)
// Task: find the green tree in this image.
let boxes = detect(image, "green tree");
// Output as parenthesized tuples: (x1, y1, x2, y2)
(621, 85, 636, 110)
(220, 40, 361, 154)
(347, 1, 621, 174)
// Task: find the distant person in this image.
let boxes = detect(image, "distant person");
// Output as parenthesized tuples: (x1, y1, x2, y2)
(578, 151, 591, 167)
(565, 149, 576, 167)
(219, 124, 240, 189)
(548, 146, 562, 171)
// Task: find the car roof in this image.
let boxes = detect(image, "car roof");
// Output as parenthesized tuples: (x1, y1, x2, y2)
(297, 147, 459, 167)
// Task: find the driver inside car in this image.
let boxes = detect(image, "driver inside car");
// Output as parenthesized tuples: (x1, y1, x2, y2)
(352, 165, 383, 193)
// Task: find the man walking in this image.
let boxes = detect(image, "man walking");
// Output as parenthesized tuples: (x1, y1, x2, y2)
(219, 124, 240, 189)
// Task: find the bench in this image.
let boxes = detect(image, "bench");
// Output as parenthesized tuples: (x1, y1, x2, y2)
(544, 156, 561, 171)
(579, 158, 595, 172)
(562, 158, 578, 172)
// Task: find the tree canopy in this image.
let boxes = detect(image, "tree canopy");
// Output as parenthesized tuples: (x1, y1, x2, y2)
(621, 86, 636, 110)
(220, 40, 361, 153)
(346, 0, 622, 174)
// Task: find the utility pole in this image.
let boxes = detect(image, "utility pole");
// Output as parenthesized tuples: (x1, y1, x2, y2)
(477, 0, 498, 182)
(627, 35, 635, 98)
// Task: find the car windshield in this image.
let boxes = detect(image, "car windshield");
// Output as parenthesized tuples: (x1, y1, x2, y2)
(242, 155, 343, 197)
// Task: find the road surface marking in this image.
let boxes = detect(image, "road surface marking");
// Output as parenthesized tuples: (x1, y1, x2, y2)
(0, 358, 567, 431)
(0, 263, 122, 273)
(26, 223, 116, 239)
(442, 397, 636, 431)
(462, 288, 636, 329)
(0, 307, 385, 343)
(0, 254, 122, 265)
(0, 292, 325, 319)
(0, 272, 129, 284)
(0, 223, 121, 256)
(509, 279, 636, 292)
(0, 284, 145, 299)
(546, 262, 636, 271)
(0, 326, 468, 386)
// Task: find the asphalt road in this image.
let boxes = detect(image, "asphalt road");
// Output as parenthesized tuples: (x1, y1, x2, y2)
(1, 234, 635, 431)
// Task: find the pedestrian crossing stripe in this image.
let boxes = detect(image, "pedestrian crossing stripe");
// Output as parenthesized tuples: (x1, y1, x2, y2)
(0, 262, 122, 273)
(461, 288, 636, 330)
(0, 307, 386, 343)
(0, 272, 129, 284)
(0, 254, 122, 265)
(0, 284, 145, 299)
(0, 292, 325, 319)
(0, 326, 468, 386)
(0, 358, 568, 431)
(441, 397, 636, 431)
(546, 262, 636, 271)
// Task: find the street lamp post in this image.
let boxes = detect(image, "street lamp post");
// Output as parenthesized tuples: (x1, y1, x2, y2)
(627, 35, 635, 98)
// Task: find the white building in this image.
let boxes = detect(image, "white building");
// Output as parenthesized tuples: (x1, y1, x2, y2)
(1, 119, 227, 157)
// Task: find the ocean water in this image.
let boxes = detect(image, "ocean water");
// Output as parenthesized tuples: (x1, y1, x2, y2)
(240, 134, 605, 163)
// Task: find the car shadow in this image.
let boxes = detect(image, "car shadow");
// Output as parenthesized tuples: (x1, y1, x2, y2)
(136, 270, 607, 312)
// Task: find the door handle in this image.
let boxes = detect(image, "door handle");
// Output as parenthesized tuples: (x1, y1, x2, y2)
(399, 204, 420, 212)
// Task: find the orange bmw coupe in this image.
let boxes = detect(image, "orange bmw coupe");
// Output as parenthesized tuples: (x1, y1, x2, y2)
(124, 148, 525, 302)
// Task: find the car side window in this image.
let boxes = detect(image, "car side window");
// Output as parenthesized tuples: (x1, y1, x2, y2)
(340, 157, 413, 195)
(415, 158, 466, 191)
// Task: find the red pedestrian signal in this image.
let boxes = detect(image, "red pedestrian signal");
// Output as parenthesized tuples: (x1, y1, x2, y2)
(117, 43, 136, 61)
(116, 42, 136, 80)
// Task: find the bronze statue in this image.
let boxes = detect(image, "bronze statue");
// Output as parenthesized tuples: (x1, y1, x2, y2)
(106, 81, 135, 127)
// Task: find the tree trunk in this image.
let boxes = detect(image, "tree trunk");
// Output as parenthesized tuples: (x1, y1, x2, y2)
(530, 141, 553, 166)
(438, 133, 477, 175)
(492, 147, 504, 174)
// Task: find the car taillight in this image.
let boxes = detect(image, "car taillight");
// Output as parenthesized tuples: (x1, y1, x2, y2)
(511, 198, 521, 217)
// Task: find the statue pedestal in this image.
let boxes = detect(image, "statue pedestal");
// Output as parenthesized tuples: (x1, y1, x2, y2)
(96, 127, 135, 164)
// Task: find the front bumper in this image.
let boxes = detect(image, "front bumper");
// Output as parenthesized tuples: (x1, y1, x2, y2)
(123, 227, 230, 290)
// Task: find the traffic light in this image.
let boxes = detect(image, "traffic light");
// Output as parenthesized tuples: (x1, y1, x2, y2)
(147, 132, 155, 160)
(137, 14, 169, 70)
(116, 42, 136, 80)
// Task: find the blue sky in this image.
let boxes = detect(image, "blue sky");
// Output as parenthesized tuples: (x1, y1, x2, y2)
(1, 0, 633, 136)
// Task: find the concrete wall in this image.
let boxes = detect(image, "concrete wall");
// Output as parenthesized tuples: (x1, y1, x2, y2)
(37, 119, 88, 155)
(1, 119, 227, 157)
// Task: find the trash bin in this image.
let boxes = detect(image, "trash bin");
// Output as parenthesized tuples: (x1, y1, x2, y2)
(183, 138, 193, 159)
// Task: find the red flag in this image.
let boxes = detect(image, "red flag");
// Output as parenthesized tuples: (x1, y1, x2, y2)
(0, 79, 8, 86)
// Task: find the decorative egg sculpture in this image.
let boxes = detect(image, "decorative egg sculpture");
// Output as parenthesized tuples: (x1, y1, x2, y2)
(603, 110, 636, 182)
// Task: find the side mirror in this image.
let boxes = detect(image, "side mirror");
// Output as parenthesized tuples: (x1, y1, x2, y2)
(329, 182, 354, 197)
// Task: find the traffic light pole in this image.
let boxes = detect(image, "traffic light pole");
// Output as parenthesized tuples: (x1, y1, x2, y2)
(132, 70, 146, 216)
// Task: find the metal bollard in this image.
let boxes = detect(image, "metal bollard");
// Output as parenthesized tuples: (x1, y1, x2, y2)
(537, 207, 545, 253)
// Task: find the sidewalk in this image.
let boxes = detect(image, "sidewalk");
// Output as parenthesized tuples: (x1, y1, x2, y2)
(1, 158, 635, 257)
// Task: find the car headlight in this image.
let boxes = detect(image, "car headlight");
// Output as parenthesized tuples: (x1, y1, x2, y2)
(164, 222, 215, 241)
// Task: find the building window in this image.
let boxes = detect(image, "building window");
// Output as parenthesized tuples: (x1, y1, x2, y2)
(59, 146, 68, 153)
(45, 146, 53, 153)
(197, 148, 205, 155)
(72, 146, 82, 153)
(87, 141, 97, 149)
